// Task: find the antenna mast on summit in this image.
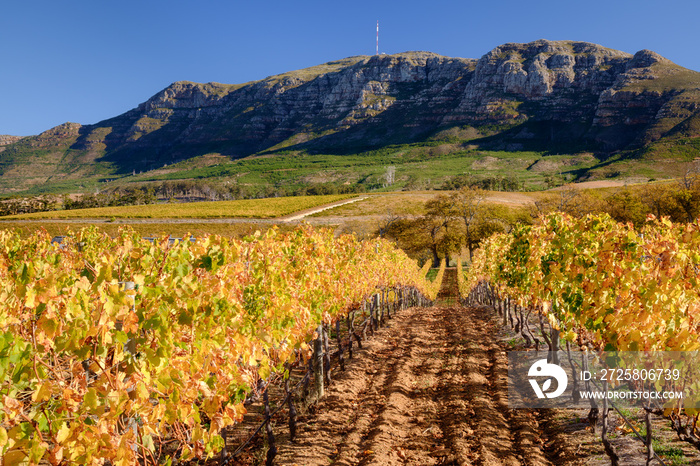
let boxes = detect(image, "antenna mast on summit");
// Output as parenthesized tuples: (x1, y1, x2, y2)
(376, 20, 379, 55)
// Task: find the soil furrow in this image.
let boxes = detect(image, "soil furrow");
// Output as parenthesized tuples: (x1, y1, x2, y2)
(340, 324, 417, 465)
(275, 302, 587, 466)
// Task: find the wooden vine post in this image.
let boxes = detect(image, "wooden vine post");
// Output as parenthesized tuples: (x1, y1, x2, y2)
(284, 364, 297, 443)
(335, 319, 345, 371)
(645, 408, 654, 465)
(313, 324, 324, 399)
(263, 387, 277, 466)
(601, 380, 620, 466)
(323, 324, 331, 387)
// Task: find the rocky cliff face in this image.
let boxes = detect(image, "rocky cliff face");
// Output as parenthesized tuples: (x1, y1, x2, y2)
(0, 135, 24, 151)
(5, 40, 700, 175)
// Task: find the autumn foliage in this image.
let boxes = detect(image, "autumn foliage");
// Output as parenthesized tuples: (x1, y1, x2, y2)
(0, 226, 436, 464)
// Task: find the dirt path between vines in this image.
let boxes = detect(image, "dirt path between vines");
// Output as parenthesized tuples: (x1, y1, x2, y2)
(275, 301, 581, 466)
(231, 268, 700, 465)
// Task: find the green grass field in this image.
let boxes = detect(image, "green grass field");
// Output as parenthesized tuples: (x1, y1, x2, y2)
(88, 147, 609, 196)
(157, 150, 547, 189)
(3, 194, 357, 220)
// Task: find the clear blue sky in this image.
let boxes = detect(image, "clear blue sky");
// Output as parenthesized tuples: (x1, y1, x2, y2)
(2, 0, 699, 136)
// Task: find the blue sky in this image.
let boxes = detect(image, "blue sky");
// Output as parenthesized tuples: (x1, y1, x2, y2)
(2, 0, 699, 136)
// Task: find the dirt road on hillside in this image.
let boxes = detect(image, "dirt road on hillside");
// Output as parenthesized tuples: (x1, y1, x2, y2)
(275, 301, 581, 466)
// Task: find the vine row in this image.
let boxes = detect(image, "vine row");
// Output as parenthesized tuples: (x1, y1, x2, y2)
(460, 213, 700, 464)
(0, 225, 442, 464)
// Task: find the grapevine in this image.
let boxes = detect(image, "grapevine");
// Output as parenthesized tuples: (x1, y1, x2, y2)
(462, 212, 700, 457)
(0, 225, 437, 464)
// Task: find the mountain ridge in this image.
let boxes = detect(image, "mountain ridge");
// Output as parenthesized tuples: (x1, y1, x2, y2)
(3, 39, 700, 193)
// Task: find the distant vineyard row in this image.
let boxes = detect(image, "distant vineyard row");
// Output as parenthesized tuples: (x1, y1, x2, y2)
(0, 225, 439, 464)
(463, 213, 700, 353)
(3, 193, 357, 220)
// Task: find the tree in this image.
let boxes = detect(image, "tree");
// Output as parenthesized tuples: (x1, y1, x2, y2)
(384, 217, 443, 266)
(533, 185, 604, 219)
(674, 161, 700, 222)
(451, 187, 485, 262)
(425, 193, 456, 234)
(384, 166, 396, 187)
(481, 203, 532, 234)
(377, 209, 403, 238)
(425, 193, 462, 265)
(382, 190, 532, 265)
(605, 188, 647, 226)
(641, 183, 679, 220)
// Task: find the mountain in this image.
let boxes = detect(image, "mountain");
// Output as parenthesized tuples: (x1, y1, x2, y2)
(0, 135, 24, 150)
(3, 39, 700, 193)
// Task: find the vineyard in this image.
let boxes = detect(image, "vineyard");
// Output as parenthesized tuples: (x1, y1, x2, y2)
(3, 194, 357, 220)
(3, 212, 700, 465)
(460, 212, 700, 465)
(0, 225, 442, 464)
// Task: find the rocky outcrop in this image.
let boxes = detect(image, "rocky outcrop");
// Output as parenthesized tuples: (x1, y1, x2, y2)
(0, 135, 24, 154)
(459, 41, 632, 121)
(0, 135, 24, 148)
(4, 40, 700, 174)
